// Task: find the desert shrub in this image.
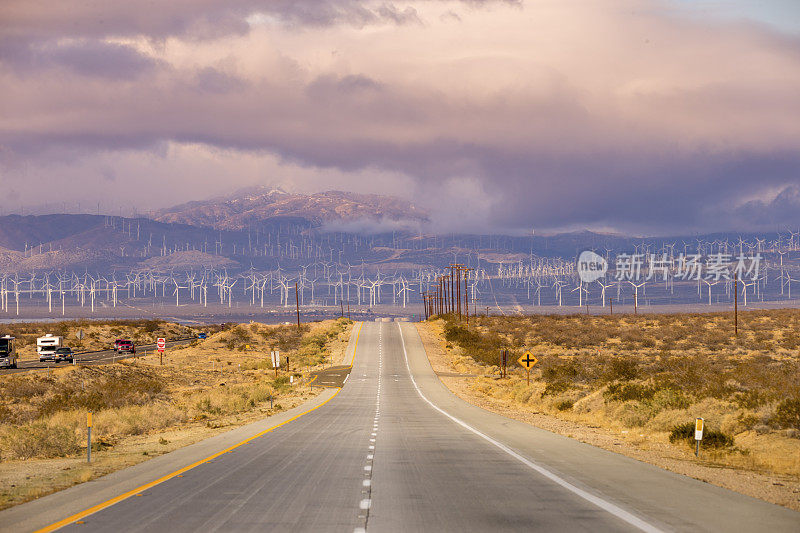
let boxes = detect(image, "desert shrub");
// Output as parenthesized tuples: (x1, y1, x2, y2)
(541, 360, 580, 383)
(38, 369, 164, 416)
(0, 377, 51, 401)
(512, 384, 534, 403)
(442, 322, 504, 365)
(196, 397, 222, 415)
(541, 381, 570, 397)
(142, 320, 161, 333)
(302, 333, 328, 351)
(669, 422, 734, 449)
(733, 389, 769, 409)
(555, 399, 574, 411)
(619, 328, 646, 346)
(604, 383, 655, 403)
(601, 358, 639, 382)
(613, 401, 652, 427)
(229, 326, 253, 346)
(771, 398, 800, 430)
(650, 387, 690, 410)
(0, 422, 79, 459)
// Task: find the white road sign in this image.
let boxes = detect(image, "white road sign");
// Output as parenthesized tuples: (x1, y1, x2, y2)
(695, 418, 704, 441)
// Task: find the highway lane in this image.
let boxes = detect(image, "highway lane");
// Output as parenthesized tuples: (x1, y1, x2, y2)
(0, 338, 195, 375)
(9, 320, 799, 532)
(394, 321, 800, 532)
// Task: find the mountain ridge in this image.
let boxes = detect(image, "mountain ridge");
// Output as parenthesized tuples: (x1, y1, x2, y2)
(154, 187, 429, 230)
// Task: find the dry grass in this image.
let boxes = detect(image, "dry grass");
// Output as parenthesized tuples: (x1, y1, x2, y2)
(434, 311, 800, 479)
(0, 317, 353, 509)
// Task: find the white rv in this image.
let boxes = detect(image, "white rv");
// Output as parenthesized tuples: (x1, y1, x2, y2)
(37, 334, 63, 362)
(0, 335, 16, 369)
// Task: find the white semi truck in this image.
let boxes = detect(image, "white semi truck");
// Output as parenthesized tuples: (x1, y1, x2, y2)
(37, 334, 63, 362)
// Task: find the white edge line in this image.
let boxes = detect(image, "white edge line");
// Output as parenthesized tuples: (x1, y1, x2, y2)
(343, 374, 349, 385)
(396, 322, 662, 533)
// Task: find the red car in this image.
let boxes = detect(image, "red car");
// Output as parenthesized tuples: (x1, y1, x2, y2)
(115, 340, 135, 354)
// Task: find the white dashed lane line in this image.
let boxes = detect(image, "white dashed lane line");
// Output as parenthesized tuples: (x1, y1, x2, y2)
(356, 326, 382, 533)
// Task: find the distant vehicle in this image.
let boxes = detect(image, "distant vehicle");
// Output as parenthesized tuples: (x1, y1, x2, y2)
(116, 341, 135, 354)
(0, 335, 17, 369)
(113, 339, 127, 351)
(38, 334, 63, 362)
(54, 347, 75, 363)
(197, 332, 207, 339)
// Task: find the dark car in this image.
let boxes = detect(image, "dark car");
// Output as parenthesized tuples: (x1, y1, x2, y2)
(54, 347, 74, 363)
(116, 341, 135, 354)
(197, 332, 207, 339)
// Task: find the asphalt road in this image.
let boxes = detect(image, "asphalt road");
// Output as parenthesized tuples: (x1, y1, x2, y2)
(3, 321, 798, 532)
(309, 365, 353, 388)
(0, 338, 196, 375)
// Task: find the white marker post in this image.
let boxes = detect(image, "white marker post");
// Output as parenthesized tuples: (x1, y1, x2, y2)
(271, 350, 280, 378)
(87, 411, 93, 463)
(695, 417, 704, 457)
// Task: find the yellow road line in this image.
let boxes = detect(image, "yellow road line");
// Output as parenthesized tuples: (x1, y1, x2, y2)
(348, 321, 363, 368)
(36, 388, 342, 533)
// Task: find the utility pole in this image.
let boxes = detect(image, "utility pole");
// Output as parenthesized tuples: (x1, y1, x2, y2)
(295, 282, 301, 332)
(464, 268, 469, 321)
(734, 271, 738, 337)
(449, 266, 455, 314)
(609, 298, 613, 315)
(451, 264, 464, 319)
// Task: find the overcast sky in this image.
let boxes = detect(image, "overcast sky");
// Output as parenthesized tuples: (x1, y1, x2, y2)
(1, 0, 799, 235)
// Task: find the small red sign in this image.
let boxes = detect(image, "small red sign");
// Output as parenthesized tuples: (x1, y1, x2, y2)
(157, 338, 166, 352)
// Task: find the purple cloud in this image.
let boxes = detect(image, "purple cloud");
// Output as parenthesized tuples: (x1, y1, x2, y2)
(0, 0, 798, 235)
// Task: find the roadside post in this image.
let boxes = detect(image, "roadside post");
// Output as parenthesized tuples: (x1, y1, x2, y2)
(499, 349, 509, 378)
(157, 337, 166, 365)
(271, 350, 280, 378)
(695, 417, 704, 457)
(87, 411, 93, 463)
(285, 356, 290, 372)
(517, 351, 539, 386)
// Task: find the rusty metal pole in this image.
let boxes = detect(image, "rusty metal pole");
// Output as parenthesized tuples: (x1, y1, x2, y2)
(450, 269, 455, 314)
(295, 282, 301, 332)
(441, 278, 444, 315)
(442, 276, 447, 315)
(455, 266, 462, 319)
(464, 270, 468, 322)
(439, 277, 444, 315)
(734, 271, 738, 337)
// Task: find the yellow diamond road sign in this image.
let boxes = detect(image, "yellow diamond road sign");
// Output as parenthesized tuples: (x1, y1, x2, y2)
(518, 352, 538, 369)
